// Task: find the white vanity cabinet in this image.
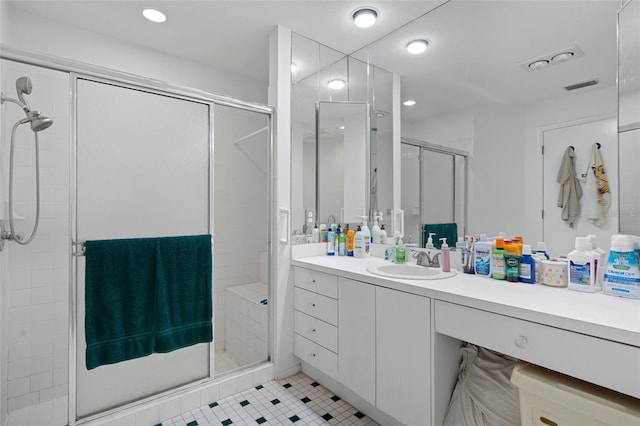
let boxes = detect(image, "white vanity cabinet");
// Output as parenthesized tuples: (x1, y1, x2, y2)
(376, 286, 431, 426)
(338, 277, 376, 405)
(293, 268, 339, 379)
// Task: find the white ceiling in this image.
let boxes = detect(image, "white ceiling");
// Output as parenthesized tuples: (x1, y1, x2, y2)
(7, 0, 624, 123)
(7, 0, 446, 83)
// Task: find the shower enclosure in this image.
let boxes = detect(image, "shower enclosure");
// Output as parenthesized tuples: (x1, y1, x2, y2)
(1, 53, 272, 426)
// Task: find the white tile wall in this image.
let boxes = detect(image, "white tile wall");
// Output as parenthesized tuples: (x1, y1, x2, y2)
(225, 283, 268, 368)
(2, 61, 70, 422)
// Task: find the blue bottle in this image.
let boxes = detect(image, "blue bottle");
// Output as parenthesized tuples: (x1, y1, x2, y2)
(519, 244, 536, 284)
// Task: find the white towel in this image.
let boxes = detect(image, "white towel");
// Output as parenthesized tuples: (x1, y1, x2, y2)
(581, 143, 611, 226)
(557, 146, 582, 227)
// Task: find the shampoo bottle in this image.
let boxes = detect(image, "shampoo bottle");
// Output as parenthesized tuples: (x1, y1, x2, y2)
(491, 238, 507, 280)
(361, 216, 371, 257)
(327, 229, 335, 256)
(440, 238, 451, 272)
(568, 237, 597, 292)
(354, 225, 365, 258)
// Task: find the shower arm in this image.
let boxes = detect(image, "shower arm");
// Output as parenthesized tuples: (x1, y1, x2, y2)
(1, 92, 31, 112)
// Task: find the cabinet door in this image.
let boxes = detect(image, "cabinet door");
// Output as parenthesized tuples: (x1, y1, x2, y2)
(376, 287, 431, 426)
(338, 278, 376, 406)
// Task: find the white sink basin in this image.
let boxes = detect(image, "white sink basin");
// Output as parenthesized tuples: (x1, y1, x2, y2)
(366, 263, 456, 280)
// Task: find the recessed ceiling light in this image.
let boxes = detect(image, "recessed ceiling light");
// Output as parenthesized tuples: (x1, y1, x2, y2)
(327, 79, 346, 90)
(352, 7, 378, 28)
(551, 52, 574, 63)
(337, 125, 345, 130)
(528, 60, 549, 70)
(142, 8, 166, 23)
(403, 100, 417, 106)
(406, 39, 429, 55)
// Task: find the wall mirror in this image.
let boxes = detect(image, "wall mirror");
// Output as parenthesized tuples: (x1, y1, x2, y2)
(618, 0, 640, 235)
(316, 101, 369, 225)
(352, 0, 628, 253)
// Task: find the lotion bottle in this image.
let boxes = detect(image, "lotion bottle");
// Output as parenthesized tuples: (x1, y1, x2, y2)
(361, 216, 371, 257)
(568, 237, 597, 292)
(354, 225, 365, 258)
(440, 238, 451, 272)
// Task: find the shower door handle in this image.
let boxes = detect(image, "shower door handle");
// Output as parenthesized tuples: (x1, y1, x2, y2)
(279, 207, 290, 246)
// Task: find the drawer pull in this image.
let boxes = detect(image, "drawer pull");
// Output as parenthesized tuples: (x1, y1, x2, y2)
(309, 328, 316, 334)
(311, 279, 316, 283)
(309, 302, 316, 308)
(539, 417, 558, 426)
(514, 335, 528, 348)
(311, 353, 317, 358)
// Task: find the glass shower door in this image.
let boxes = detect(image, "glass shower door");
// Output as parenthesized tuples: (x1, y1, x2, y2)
(74, 78, 211, 418)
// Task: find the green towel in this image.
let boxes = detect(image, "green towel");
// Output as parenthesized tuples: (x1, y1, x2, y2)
(85, 235, 212, 370)
(422, 223, 458, 249)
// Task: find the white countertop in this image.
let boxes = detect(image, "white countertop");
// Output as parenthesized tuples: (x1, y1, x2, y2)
(291, 255, 640, 347)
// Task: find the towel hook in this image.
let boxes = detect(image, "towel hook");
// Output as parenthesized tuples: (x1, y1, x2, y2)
(569, 145, 575, 151)
(596, 142, 601, 149)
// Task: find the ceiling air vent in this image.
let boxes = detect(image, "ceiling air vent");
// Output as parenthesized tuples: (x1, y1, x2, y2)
(564, 79, 599, 91)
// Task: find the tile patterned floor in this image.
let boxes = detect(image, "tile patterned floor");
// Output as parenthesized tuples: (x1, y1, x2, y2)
(158, 372, 379, 426)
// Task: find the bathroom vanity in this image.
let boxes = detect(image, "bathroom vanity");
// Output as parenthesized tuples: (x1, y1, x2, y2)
(291, 255, 640, 425)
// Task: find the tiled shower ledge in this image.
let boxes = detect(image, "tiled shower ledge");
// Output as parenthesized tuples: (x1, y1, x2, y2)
(158, 373, 379, 426)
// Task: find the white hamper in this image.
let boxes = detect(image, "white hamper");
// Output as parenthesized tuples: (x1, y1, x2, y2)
(510, 362, 640, 426)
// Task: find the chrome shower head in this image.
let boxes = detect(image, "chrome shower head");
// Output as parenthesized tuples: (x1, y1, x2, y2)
(16, 76, 33, 111)
(26, 110, 53, 132)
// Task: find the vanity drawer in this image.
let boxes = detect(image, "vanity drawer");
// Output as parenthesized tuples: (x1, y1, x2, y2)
(294, 333, 338, 380)
(294, 287, 338, 326)
(294, 310, 338, 353)
(435, 300, 640, 398)
(294, 267, 338, 299)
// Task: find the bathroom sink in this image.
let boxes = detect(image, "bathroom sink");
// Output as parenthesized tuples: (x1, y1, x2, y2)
(366, 263, 456, 280)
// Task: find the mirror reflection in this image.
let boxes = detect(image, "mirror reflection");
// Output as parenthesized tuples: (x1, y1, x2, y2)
(352, 0, 628, 254)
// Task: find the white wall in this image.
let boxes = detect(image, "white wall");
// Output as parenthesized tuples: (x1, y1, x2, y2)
(2, 4, 267, 104)
(403, 84, 618, 247)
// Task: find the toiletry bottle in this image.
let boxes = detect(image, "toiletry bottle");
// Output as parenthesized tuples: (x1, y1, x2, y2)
(513, 236, 524, 255)
(338, 227, 346, 256)
(603, 234, 640, 298)
(327, 228, 335, 256)
(347, 228, 355, 256)
(312, 223, 320, 243)
(455, 237, 465, 272)
(440, 238, 451, 272)
(320, 224, 328, 243)
(519, 245, 536, 284)
(463, 235, 476, 274)
(379, 224, 388, 245)
(587, 234, 606, 288)
(474, 238, 492, 277)
(395, 235, 406, 264)
(568, 237, 597, 292)
(354, 225, 365, 258)
(335, 226, 342, 254)
(371, 215, 381, 244)
(536, 241, 550, 259)
(491, 238, 507, 280)
(504, 252, 521, 282)
(361, 216, 371, 257)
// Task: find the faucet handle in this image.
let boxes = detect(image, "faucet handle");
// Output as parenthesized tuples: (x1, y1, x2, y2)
(431, 252, 441, 267)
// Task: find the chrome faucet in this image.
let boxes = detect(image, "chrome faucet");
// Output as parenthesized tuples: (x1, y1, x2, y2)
(413, 250, 441, 268)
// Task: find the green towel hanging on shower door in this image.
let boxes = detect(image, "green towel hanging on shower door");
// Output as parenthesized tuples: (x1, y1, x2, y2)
(84, 235, 212, 370)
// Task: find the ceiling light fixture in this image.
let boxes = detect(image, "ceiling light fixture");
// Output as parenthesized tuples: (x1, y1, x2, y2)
(528, 60, 549, 70)
(338, 125, 345, 130)
(403, 100, 417, 106)
(142, 8, 167, 23)
(327, 79, 346, 90)
(352, 7, 378, 28)
(406, 39, 429, 55)
(551, 52, 574, 63)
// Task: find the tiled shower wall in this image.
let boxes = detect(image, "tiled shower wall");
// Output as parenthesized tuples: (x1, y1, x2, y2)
(1, 60, 70, 418)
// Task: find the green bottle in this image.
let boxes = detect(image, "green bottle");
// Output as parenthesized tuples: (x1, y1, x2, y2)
(492, 238, 507, 280)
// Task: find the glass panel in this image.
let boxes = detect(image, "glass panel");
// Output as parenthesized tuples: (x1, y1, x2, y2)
(213, 104, 269, 376)
(421, 150, 455, 228)
(401, 144, 421, 246)
(75, 79, 210, 417)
